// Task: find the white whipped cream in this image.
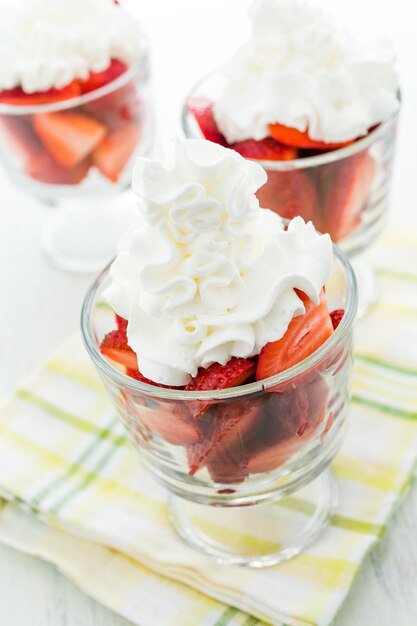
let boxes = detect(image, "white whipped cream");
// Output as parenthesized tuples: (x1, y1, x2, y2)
(0, 0, 144, 93)
(214, 0, 399, 144)
(104, 139, 333, 386)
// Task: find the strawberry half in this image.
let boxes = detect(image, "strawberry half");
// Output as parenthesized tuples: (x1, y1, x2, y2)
(231, 137, 297, 161)
(33, 111, 107, 168)
(138, 402, 200, 446)
(187, 397, 263, 477)
(256, 169, 320, 224)
(187, 96, 227, 146)
(92, 124, 140, 182)
(0, 81, 81, 105)
(268, 123, 353, 150)
(185, 358, 256, 418)
(330, 309, 345, 330)
(100, 329, 138, 370)
(256, 290, 333, 381)
(317, 151, 376, 241)
(80, 59, 128, 94)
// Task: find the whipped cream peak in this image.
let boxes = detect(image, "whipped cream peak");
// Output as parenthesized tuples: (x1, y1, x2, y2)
(214, 0, 399, 144)
(105, 138, 333, 386)
(0, 0, 144, 93)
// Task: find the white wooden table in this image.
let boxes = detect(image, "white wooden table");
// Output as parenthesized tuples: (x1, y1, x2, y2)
(0, 1, 416, 624)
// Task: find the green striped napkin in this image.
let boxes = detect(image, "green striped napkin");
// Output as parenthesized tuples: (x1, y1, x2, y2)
(0, 230, 416, 626)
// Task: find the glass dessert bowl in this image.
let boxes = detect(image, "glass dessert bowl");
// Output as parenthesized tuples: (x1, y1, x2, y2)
(82, 138, 358, 566)
(0, 0, 154, 272)
(182, 0, 400, 315)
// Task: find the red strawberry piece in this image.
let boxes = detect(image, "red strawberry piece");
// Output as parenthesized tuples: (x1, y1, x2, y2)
(138, 401, 200, 446)
(187, 96, 227, 146)
(115, 314, 128, 332)
(92, 124, 140, 182)
(268, 123, 353, 150)
(256, 170, 321, 226)
(186, 397, 262, 477)
(330, 309, 345, 330)
(0, 116, 90, 184)
(33, 111, 106, 168)
(185, 358, 256, 419)
(256, 289, 333, 382)
(126, 368, 176, 390)
(80, 59, 128, 94)
(231, 137, 297, 161)
(244, 387, 310, 474)
(100, 328, 138, 370)
(317, 151, 376, 241)
(0, 81, 81, 105)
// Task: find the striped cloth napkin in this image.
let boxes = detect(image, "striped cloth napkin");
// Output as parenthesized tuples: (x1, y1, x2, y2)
(0, 230, 417, 626)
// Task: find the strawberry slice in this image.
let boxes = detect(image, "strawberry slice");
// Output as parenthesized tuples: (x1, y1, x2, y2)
(330, 309, 345, 330)
(268, 123, 353, 150)
(185, 358, 256, 419)
(138, 402, 200, 446)
(92, 124, 140, 182)
(187, 397, 262, 477)
(231, 137, 297, 161)
(256, 290, 333, 381)
(115, 314, 128, 332)
(100, 329, 138, 370)
(256, 170, 320, 224)
(187, 96, 227, 145)
(0, 116, 90, 184)
(318, 151, 376, 241)
(80, 59, 128, 94)
(0, 81, 81, 105)
(33, 111, 106, 168)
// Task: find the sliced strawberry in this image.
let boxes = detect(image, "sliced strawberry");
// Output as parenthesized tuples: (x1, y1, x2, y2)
(268, 123, 353, 150)
(33, 111, 106, 167)
(256, 169, 320, 225)
(100, 329, 138, 370)
(231, 137, 297, 161)
(92, 124, 140, 182)
(185, 358, 256, 419)
(0, 116, 90, 184)
(115, 314, 128, 332)
(318, 151, 376, 241)
(187, 96, 227, 146)
(126, 368, 177, 390)
(27, 153, 90, 185)
(330, 309, 345, 330)
(256, 290, 333, 381)
(0, 81, 81, 105)
(138, 401, 200, 446)
(187, 397, 262, 477)
(80, 59, 128, 94)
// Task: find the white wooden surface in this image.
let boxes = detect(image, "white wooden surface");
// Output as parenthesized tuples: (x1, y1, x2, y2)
(1, 1, 417, 624)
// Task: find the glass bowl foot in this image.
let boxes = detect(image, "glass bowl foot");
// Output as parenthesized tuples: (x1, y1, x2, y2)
(169, 469, 338, 568)
(41, 193, 137, 273)
(351, 258, 379, 319)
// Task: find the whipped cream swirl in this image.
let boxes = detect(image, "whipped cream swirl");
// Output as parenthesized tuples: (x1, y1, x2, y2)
(0, 0, 144, 93)
(214, 0, 399, 144)
(104, 139, 333, 386)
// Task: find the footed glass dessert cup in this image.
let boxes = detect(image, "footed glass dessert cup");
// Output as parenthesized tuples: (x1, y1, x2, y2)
(183, 73, 399, 316)
(0, 55, 154, 272)
(82, 244, 357, 567)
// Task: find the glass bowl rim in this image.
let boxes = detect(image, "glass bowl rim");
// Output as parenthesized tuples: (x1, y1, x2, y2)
(81, 241, 357, 401)
(0, 54, 148, 116)
(182, 70, 401, 170)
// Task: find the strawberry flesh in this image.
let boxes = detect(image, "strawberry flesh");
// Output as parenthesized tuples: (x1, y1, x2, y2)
(268, 123, 353, 150)
(187, 96, 227, 145)
(231, 137, 297, 161)
(330, 309, 345, 330)
(100, 329, 138, 371)
(0, 81, 81, 105)
(185, 358, 256, 418)
(256, 290, 333, 381)
(92, 124, 140, 182)
(80, 59, 128, 94)
(256, 170, 320, 224)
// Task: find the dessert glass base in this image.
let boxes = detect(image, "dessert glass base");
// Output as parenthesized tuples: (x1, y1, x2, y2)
(169, 469, 337, 567)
